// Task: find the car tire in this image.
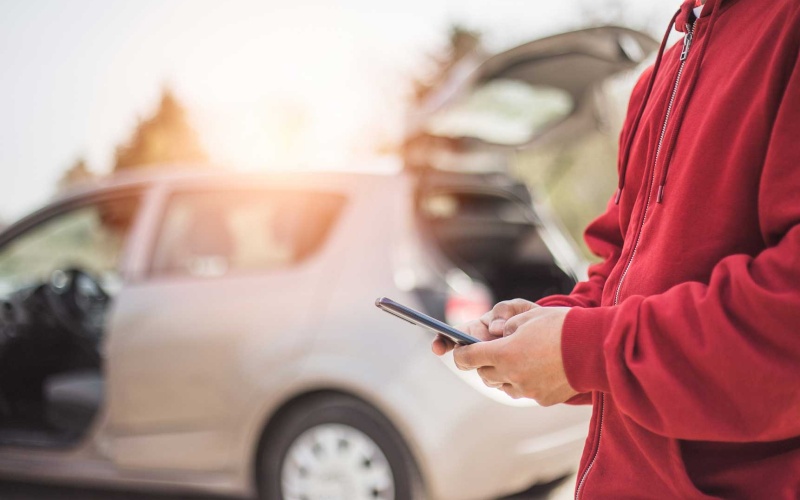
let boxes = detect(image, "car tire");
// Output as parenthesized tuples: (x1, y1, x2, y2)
(257, 393, 425, 500)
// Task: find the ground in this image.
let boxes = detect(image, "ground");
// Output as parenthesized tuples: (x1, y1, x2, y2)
(0, 474, 576, 499)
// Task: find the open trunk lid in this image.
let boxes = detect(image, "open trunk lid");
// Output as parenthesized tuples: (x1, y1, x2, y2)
(406, 26, 657, 156)
(406, 27, 656, 301)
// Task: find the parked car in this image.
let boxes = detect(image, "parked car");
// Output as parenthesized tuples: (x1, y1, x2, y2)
(0, 25, 657, 500)
(0, 168, 587, 499)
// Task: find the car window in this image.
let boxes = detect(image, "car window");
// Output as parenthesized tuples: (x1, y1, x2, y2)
(150, 189, 345, 278)
(0, 196, 141, 298)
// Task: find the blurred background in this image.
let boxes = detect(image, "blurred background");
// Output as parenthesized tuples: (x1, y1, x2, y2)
(1, 0, 682, 247)
(0, 1, 683, 499)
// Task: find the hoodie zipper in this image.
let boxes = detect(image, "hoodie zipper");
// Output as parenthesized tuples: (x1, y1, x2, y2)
(574, 20, 695, 500)
(613, 20, 694, 307)
(575, 394, 604, 500)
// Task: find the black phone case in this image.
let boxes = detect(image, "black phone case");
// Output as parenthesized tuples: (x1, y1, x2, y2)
(375, 297, 480, 345)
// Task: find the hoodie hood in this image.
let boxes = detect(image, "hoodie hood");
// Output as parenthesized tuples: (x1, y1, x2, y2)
(676, 0, 722, 31)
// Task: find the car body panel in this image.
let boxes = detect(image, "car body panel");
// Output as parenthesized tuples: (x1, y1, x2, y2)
(100, 175, 361, 469)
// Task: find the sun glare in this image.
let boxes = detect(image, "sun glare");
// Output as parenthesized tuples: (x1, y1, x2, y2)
(171, 3, 401, 172)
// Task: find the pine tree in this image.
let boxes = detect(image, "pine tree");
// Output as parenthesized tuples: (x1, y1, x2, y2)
(57, 157, 95, 191)
(113, 88, 207, 171)
(412, 25, 484, 104)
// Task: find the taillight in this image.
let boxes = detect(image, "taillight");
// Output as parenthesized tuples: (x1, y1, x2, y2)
(443, 270, 492, 326)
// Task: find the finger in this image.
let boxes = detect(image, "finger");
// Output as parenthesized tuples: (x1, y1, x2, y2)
(503, 313, 525, 337)
(479, 309, 497, 328)
(453, 343, 493, 371)
(458, 319, 496, 341)
(477, 315, 504, 339)
(477, 366, 505, 388)
(485, 299, 539, 336)
(503, 308, 546, 337)
(500, 383, 523, 399)
(431, 334, 455, 356)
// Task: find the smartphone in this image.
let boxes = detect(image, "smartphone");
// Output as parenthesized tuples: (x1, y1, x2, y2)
(375, 297, 480, 345)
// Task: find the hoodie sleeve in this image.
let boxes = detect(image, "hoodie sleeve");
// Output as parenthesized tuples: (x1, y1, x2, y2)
(535, 199, 623, 406)
(560, 56, 800, 442)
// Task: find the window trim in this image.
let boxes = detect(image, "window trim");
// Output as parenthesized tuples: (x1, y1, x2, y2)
(0, 187, 146, 288)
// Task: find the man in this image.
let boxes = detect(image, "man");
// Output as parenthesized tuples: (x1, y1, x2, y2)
(432, 0, 800, 497)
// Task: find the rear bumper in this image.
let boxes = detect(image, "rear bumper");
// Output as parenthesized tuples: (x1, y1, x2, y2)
(389, 349, 591, 500)
(426, 407, 588, 500)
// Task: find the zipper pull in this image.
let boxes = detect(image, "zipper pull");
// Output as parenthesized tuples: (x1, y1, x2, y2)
(680, 23, 694, 61)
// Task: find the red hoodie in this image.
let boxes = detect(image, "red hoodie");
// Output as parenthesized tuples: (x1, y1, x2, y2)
(537, 0, 800, 497)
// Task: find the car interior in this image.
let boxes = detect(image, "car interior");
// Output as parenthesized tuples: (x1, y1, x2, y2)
(0, 196, 138, 447)
(415, 170, 577, 304)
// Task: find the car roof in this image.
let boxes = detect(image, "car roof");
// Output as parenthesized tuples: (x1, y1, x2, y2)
(53, 164, 405, 203)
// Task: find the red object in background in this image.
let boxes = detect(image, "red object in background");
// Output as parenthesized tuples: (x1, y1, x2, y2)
(538, 0, 800, 498)
(444, 286, 492, 327)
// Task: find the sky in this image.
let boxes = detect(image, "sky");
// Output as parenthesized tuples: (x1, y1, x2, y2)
(0, 0, 680, 222)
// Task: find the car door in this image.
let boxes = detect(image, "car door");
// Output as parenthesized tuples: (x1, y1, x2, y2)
(102, 183, 347, 472)
(0, 189, 143, 446)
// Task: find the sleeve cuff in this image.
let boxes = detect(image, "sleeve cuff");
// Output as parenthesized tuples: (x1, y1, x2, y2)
(561, 306, 618, 393)
(537, 294, 580, 308)
(564, 392, 593, 406)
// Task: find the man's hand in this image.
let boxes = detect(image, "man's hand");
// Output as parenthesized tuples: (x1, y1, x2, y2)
(452, 307, 577, 406)
(431, 298, 538, 356)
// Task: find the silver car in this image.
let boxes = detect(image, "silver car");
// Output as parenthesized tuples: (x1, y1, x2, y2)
(0, 25, 657, 500)
(0, 168, 590, 499)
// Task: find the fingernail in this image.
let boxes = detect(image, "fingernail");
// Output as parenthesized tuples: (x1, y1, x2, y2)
(490, 319, 505, 332)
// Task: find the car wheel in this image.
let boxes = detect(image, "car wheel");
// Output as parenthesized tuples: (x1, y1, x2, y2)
(257, 393, 424, 500)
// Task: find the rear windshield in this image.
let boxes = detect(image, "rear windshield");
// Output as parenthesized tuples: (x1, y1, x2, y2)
(424, 79, 573, 145)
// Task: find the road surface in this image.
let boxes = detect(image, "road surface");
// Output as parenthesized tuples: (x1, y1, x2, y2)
(0, 474, 576, 499)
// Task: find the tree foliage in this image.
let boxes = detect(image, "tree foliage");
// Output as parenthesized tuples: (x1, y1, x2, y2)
(57, 157, 96, 191)
(412, 25, 485, 104)
(113, 89, 207, 171)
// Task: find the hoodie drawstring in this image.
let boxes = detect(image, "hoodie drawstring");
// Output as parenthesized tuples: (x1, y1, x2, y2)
(656, 1, 723, 203)
(615, 9, 680, 205)
(616, 0, 723, 205)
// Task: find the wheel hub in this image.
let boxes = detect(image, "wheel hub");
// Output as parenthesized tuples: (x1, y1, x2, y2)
(281, 423, 395, 500)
